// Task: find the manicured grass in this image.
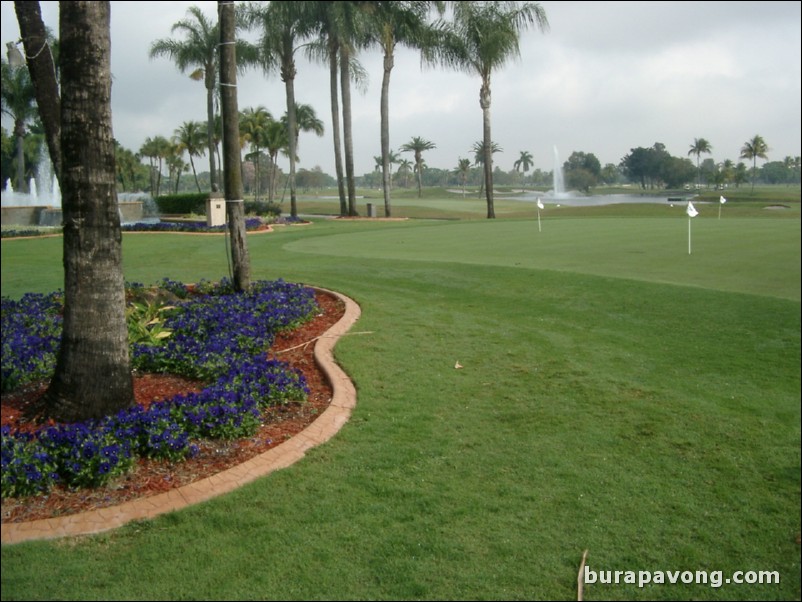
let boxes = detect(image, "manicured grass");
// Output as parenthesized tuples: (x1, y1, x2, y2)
(1, 209, 800, 600)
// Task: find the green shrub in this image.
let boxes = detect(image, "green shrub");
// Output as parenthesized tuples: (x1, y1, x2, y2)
(244, 200, 282, 218)
(154, 193, 210, 215)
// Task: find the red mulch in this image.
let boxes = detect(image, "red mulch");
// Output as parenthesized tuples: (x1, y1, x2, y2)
(1, 290, 345, 524)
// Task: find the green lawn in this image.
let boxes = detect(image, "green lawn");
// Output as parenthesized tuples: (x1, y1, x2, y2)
(1, 206, 800, 601)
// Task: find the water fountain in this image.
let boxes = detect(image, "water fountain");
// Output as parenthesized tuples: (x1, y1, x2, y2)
(2, 147, 148, 226)
(552, 145, 567, 198)
(1, 146, 63, 226)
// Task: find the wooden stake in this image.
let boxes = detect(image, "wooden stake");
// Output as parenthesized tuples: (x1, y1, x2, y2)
(577, 549, 589, 601)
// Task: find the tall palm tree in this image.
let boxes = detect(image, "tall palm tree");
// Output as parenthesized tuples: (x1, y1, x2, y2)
(245, 1, 318, 219)
(362, 1, 444, 217)
(1, 57, 37, 192)
(305, 1, 347, 216)
(688, 137, 712, 188)
(173, 120, 207, 192)
(400, 136, 436, 197)
(514, 150, 533, 189)
(739, 134, 769, 192)
(14, 2, 61, 185)
(424, 2, 548, 218)
(305, 2, 369, 216)
(150, 6, 256, 193)
(455, 157, 472, 197)
(43, 1, 134, 422)
(150, 6, 220, 192)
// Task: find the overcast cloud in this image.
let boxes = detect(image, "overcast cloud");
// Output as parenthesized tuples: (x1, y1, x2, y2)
(2, 1, 800, 179)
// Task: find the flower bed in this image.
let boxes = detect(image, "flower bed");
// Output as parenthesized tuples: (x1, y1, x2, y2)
(1, 278, 319, 499)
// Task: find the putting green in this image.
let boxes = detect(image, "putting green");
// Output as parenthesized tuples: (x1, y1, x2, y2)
(285, 218, 801, 300)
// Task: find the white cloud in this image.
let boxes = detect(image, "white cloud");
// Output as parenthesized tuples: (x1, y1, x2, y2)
(2, 0, 799, 178)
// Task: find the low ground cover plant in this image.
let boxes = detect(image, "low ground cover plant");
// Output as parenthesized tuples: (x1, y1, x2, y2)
(1, 278, 318, 498)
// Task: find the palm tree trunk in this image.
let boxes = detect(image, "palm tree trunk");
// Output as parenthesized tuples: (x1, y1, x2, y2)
(205, 73, 218, 192)
(329, 42, 347, 216)
(480, 80, 495, 219)
(416, 154, 423, 198)
(190, 156, 201, 192)
(14, 121, 26, 193)
(15, 1, 61, 184)
(380, 48, 393, 216)
(283, 47, 299, 219)
(340, 45, 357, 216)
(44, 0, 134, 423)
(219, 0, 250, 292)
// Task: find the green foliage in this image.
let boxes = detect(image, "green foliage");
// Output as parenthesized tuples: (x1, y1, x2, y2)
(244, 199, 282, 217)
(126, 299, 175, 346)
(154, 192, 210, 215)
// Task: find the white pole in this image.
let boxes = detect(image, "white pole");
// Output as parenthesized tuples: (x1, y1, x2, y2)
(537, 208, 541, 232)
(688, 218, 692, 255)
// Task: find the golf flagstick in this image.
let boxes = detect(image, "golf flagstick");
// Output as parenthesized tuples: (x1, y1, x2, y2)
(536, 197, 544, 232)
(687, 200, 699, 254)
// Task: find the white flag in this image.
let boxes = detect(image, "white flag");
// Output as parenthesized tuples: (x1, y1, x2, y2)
(537, 198, 544, 210)
(686, 201, 698, 218)
(720, 195, 727, 204)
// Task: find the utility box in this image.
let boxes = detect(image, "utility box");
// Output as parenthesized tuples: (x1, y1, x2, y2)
(366, 203, 375, 217)
(206, 193, 226, 227)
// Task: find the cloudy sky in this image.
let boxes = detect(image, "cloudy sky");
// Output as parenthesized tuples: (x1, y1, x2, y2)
(2, 1, 800, 179)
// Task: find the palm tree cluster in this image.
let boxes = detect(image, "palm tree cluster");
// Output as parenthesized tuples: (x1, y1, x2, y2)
(144, 1, 552, 219)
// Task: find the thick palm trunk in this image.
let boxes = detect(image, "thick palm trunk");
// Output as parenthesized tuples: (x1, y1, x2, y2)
(340, 45, 357, 216)
(44, 0, 134, 423)
(15, 1, 61, 184)
(480, 80, 495, 219)
(380, 48, 393, 216)
(329, 42, 347, 216)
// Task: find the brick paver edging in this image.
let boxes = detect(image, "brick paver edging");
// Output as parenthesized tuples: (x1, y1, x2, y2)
(1, 287, 360, 545)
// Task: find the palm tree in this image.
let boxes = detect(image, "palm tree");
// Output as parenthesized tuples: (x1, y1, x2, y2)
(688, 137, 712, 188)
(240, 106, 273, 201)
(173, 120, 207, 192)
(165, 143, 187, 194)
(400, 136, 436, 197)
(455, 157, 472, 197)
(740, 134, 769, 192)
(305, 2, 369, 216)
(362, 1, 444, 217)
(43, 1, 134, 422)
(396, 158, 413, 188)
(305, 2, 347, 216)
(139, 135, 171, 197)
(245, 1, 318, 220)
(424, 2, 548, 218)
(514, 150, 533, 189)
(14, 3, 61, 184)
(285, 102, 325, 157)
(150, 6, 255, 193)
(472, 139, 502, 197)
(262, 120, 290, 204)
(1, 57, 37, 192)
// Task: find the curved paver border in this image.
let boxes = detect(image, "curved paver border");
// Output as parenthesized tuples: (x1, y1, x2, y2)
(1, 287, 360, 545)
